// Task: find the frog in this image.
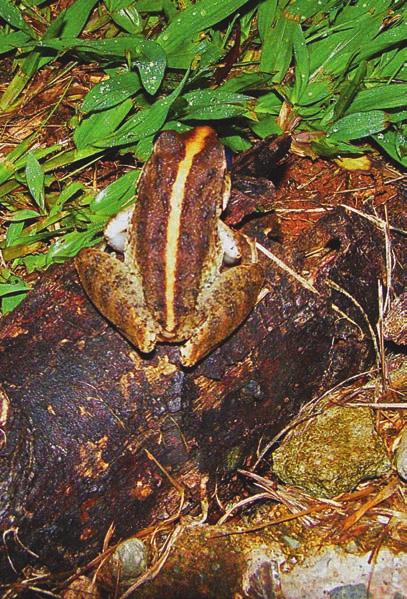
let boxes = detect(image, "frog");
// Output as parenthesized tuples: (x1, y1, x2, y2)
(75, 126, 264, 366)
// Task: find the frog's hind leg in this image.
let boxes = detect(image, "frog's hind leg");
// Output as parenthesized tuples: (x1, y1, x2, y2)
(180, 261, 264, 367)
(75, 248, 157, 353)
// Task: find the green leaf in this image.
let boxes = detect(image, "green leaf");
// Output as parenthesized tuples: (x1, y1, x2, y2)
(220, 133, 251, 152)
(257, 0, 278, 43)
(33, 0, 100, 71)
(1, 290, 28, 313)
(296, 103, 323, 118)
(347, 84, 407, 114)
(358, 22, 407, 62)
(0, 272, 30, 313)
(133, 136, 155, 161)
(250, 114, 282, 138)
(161, 37, 207, 70)
(296, 81, 330, 107)
(21, 254, 48, 274)
(373, 127, 407, 167)
(326, 110, 389, 141)
(335, 0, 391, 23)
(135, 0, 162, 11)
(6, 222, 24, 246)
(307, 2, 393, 81)
(255, 90, 282, 115)
(0, 0, 32, 34)
(53, 0, 100, 38)
(128, 121, 189, 161)
(260, 10, 296, 83)
(74, 99, 133, 149)
(157, 0, 250, 57)
(376, 46, 407, 81)
(291, 24, 309, 103)
(4, 230, 56, 248)
(106, 0, 137, 7)
(0, 31, 31, 54)
(98, 70, 189, 147)
(82, 71, 141, 113)
(333, 60, 367, 121)
(42, 146, 103, 172)
(0, 281, 30, 296)
(220, 72, 273, 93)
(312, 138, 370, 159)
(181, 89, 250, 120)
(90, 170, 139, 215)
(105, 0, 143, 34)
(35, 34, 156, 58)
(0, 0, 99, 109)
(34, 35, 166, 94)
(25, 153, 45, 212)
(287, 0, 339, 20)
(46, 228, 102, 263)
(113, 6, 142, 34)
(49, 182, 85, 216)
(390, 109, 407, 125)
(185, 89, 249, 106)
(133, 40, 166, 95)
(7, 209, 40, 221)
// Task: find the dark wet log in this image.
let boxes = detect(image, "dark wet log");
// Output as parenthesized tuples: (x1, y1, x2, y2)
(232, 133, 291, 179)
(225, 176, 277, 225)
(0, 203, 405, 581)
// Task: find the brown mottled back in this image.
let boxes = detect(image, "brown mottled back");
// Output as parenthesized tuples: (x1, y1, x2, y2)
(128, 127, 227, 336)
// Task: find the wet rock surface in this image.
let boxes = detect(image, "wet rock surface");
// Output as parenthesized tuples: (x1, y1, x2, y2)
(272, 402, 391, 498)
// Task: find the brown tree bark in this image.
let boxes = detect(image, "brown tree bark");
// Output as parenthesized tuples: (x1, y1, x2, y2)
(0, 198, 405, 581)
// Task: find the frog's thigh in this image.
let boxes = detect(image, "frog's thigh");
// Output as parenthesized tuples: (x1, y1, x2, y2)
(75, 248, 157, 352)
(180, 263, 264, 366)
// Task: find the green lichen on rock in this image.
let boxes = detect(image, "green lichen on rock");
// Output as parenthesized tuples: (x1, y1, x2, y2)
(272, 403, 391, 498)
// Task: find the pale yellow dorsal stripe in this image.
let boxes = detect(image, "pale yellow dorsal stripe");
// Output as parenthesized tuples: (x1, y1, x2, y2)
(165, 127, 212, 331)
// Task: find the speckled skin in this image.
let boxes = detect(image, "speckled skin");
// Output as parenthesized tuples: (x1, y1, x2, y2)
(75, 127, 264, 366)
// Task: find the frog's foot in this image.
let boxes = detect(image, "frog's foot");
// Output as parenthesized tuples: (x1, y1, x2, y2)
(75, 248, 157, 353)
(180, 262, 264, 367)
